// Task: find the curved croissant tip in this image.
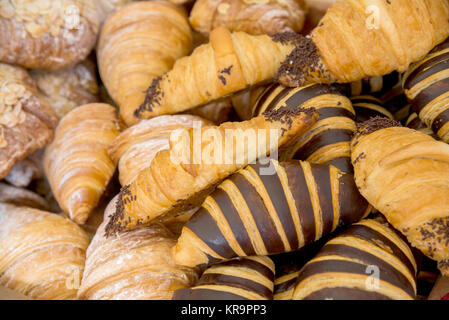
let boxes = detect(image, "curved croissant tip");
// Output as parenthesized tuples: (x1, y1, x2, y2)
(67, 189, 96, 224)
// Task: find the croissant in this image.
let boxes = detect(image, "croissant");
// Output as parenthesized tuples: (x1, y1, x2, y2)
(78, 197, 198, 300)
(0, 0, 99, 70)
(95, 0, 133, 25)
(4, 149, 44, 188)
(351, 117, 449, 276)
(30, 59, 99, 119)
(189, 0, 307, 36)
(188, 99, 234, 125)
(403, 37, 449, 143)
(0, 182, 49, 211)
(406, 113, 440, 140)
(348, 72, 402, 98)
(109, 115, 211, 186)
(429, 275, 449, 300)
(0, 63, 58, 180)
(351, 95, 394, 124)
(234, 83, 356, 172)
(134, 27, 300, 119)
(44, 103, 123, 224)
(97, 1, 193, 125)
(104, 108, 317, 236)
(172, 159, 371, 268)
(173, 256, 275, 300)
(277, 0, 449, 87)
(0, 203, 90, 300)
(292, 217, 419, 300)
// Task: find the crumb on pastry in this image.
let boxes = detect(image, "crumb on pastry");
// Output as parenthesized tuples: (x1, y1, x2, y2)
(355, 116, 402, 137)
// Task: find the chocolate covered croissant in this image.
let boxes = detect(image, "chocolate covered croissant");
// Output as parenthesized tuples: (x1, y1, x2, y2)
(173, 256, 275, 300)
(97, 1, 193, 125)
(44, 103, 123, 224)
(189, 0, 307, 36)
(351, 95, 394, 124)
(292, 218, 419, 300)
(403, 37, 449, 143)
(351, 118, 449, 276)
(234, 83, 356, 172)
(0, 63, 58, 180)
(105, 107, 317, 236)
(78, 198, 198, 300)
(172, 160, 371, 268)
(0, 203, 90, 299)
(0, 0, 99, 70)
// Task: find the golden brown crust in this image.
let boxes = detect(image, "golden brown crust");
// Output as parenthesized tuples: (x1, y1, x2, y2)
(0, 0, 99, 70)
(4, 149, 44, 188)
(0, 182, 49, 211)
(189, 0, 307, 36)
(44, 103, 123, 224)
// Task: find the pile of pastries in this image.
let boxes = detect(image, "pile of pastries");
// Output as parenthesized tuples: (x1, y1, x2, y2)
(0, 0, 449, 301)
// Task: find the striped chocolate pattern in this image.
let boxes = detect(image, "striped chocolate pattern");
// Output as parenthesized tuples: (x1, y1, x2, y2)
(403, 37, 449, 142)
(292, 218, 419, 300)
(249, 83, 356, 173)
(172, 256, 275, 300)
(406, 113, 440, 140)
(349, 71, 402, 97)
(350, 95, 394, 124)
(181, 160, 371, 266)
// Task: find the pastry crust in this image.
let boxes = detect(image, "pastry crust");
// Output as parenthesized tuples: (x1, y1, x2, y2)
(0, 0, 99, 70)
(97, 1, 193, 125)
(351, 120, 449, 276)
(78, 197, 198, 300)
(44, 103, 123, 224)
(4, 149, 44, 188)
(0, 182, 49, 211)
(0, 203, 90, 300)
(190, 0, 307, 36)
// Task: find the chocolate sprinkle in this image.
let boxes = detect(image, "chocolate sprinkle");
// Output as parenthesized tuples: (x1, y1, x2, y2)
(355, 116, 402, 137)
(220, 66, 233, 75)
(104, 184, 133, 237)
(352, 152, 366, 165)
(134, 76, 163, 117)
(262, 106, 316, 136)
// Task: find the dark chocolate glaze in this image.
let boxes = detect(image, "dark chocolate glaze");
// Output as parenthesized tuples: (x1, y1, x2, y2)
(172, 288, 249, 300)
(404, 52, 449, 90)
(411, 77, 449, 114)
(302, 287, 392, 300)
(219, 258, 275, 281)
(337, 172, 369, 227)
(310, 164, 334, 236)
(432, 108, 449, 133)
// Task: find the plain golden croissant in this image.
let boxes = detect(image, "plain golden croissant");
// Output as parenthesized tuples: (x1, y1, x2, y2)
(0, 182, 49, 211)
(277, 0, 449, 87)
(292, 217, 419, 300)
(0, 0, 99, 70)
(30, 59, 100, 119)
(134, 27, 300, 119)
(78, 197, 198, 300)
(173, 256, 275, 300)
(97, 1, 193, 125)
(4, 149, 44, 188)
(0, 63, 58, 180)
(0, 203, 90, 300)
(189, 0, 307, 36)
(234, 83, 356, 173)
(403, 37, 449, 143)
(109, 115, 212, 186)
(105, 107, 317, 236)
(351, 117, 449, 277)
(172, 159, 371, 268)
(44, 103, 123, 224)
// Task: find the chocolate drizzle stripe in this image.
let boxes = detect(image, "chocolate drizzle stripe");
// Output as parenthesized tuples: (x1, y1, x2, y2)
(317, 107, 356, 121)
(197, 274, 273, 299)
(249, 163, 299, 250)
(430, 39, 449, 53)
(283, 84, 341, 110)
(172, 288, 249, 300)
(218, 258, 275, 281)
(263, 86, 292, 114)
(337, 172, 369, 226)
(310, 164, 334, 236)
(186, 207, 236, 259)
(411, 77, 449, 113)
(213, 188, 256, 256)
(232, 173, 285, 254)
(404, 52, 449, 90)
(301, 287, 392, 300)
(281, 162, 315, 244)
(431, 108, 449, 133)
(274, 276, 298, 295)
(253, 84, 280, 116)
(323, 157, 353, 173)
(293, 129, 354, 160)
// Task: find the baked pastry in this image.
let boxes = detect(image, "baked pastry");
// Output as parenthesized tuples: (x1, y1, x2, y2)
(0, 203, 90, 299)
(78, 197, 198, 300)
(277, 0, 449, 87)
(172, 160, 371, 268)
(109, 115, 211, 186)
(351, 117, 449, 276)
(0, 182, 49, 211)
(173, 256, 275, 300)
(188, 99, 234, 125)
(348, 72, 402, 98)
(429, 276, 449, 300)
(44, 103, 122, 224)
(403, 37, 449, 143)
(406, 113, 440, 139)
(189, 0, 307, 36)
(134, 27, 300, 119)
(0, 0, 99, 70)
(104, 107, 317, 236)
(4, 149, 44, 188)
(30, 59, 99, 119)
(0, 63, 57, 180)
(234, 83, 356, 172)
(292, 217, 419, 300)
(350, 96, 394, 124)
(95, 0, 133, 25)
(97, 1, 193, 125)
